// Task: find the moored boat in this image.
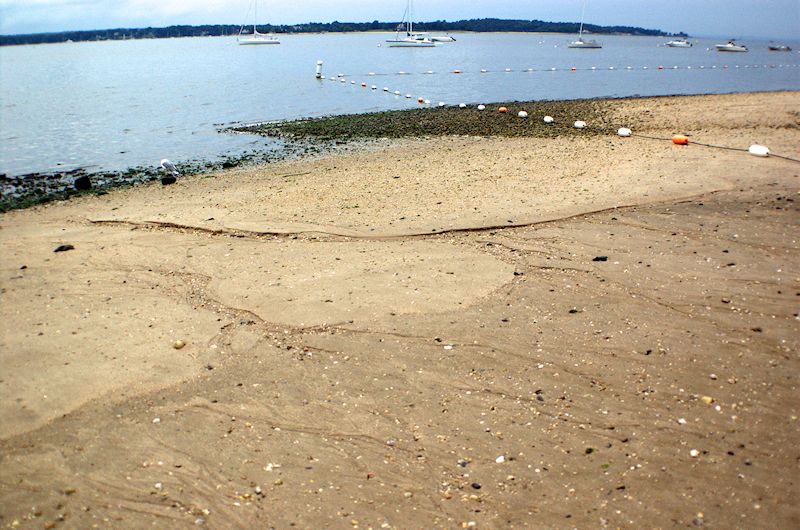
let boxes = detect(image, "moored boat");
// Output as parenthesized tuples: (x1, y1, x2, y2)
(666, 38, 692, 48)
(568, 0, 602, 49)
(716, 40, 747, 52)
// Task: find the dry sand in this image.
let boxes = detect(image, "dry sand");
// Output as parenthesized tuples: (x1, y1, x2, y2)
(1, 91, 798, 528)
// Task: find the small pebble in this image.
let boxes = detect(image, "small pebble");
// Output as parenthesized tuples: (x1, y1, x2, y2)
(689, 449, 700, 458)
(173, 340, 186, 350)
(152, 417, 161, 424)
(700, 396, 714, 405)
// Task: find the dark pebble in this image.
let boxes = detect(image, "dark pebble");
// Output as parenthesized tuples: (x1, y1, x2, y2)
(161, 176, 177, 185)
(592, 256, 609, 262)
(73, 175, 92, 191)
(471, 483, 482, 490)
(54, 244, 75, 253)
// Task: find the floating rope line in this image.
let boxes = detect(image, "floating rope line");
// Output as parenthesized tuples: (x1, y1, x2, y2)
(630, 134, 800, 163)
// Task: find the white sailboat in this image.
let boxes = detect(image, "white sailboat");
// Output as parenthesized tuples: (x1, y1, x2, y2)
(568, 0, 602, 49)
(238, 0, 280, 45)
(386, 0, 436, 47)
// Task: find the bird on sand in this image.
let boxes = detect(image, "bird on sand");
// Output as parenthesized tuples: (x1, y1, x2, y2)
(160, 159, 179, 176)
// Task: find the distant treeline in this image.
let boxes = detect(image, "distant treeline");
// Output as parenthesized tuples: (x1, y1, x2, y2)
(0, 18, 683, 46)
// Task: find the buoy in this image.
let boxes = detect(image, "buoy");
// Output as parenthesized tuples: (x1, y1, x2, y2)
(574, 121, 587, 129)
(315, 60, 323, 79)
(518, 111, 529, 118)
(672, 134, 689, 145)
(319, 76, 326, 80)
(371, 85, 377, 90)
(369, 72, 375, 76)
(748, 144, 770, 157)
(571, 67, 577, 71)
(617, 127, 632, 137)
(477, 104, 486, 111)
(498, 106, 508, 113)
(340, 79, 346, 83)
(505, 68, 512, 72)
(383, 87, 389, 91)
(658, 65, 664, 70)
(394, 90, 400, 95)
(481, 69, 488, 73)
(424, 99, 430, 105)
(453, 69, 462, 74)
(426, 70, 434, 74)
(418, 97, 424, 103)
(351, 80, 356, 84)
(405, 94, 412, 99)
(438, 102, 446, 107)
(361, 82, 367, 87)
(459, 103, 467, 108)
(543, 115, 554, 124)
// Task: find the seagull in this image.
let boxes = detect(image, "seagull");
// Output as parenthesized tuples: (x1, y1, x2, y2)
(160, 158, 179, 176)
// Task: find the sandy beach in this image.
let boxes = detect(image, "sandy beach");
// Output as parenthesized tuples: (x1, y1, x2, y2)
(1, 91, 798, 528)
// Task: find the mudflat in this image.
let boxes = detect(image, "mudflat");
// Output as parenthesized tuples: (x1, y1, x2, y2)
(1, 92, 798, 528)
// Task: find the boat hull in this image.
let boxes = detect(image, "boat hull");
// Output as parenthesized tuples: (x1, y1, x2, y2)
(716, 44, 747, 52)
(238, 38, 280, 45)
(386, 39, 436, 48)
(568, 40, 602, 49)
(666, 41, 692, 48)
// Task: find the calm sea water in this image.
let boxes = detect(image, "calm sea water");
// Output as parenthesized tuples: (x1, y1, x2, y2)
(1, 32, 798, 177)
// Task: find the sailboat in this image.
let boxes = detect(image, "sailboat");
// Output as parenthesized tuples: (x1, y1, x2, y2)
(568, 0, 602, 49)
(386, 0, 436, 47)
(238, 0, 280, 45)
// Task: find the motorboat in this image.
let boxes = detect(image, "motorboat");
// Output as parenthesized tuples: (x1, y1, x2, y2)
(666, 38, 692, 48)
(716, 40, 748, 52)
(768, 44, 792, 51)
(568, 0, 602, 49)
(238, 0, 280, 45)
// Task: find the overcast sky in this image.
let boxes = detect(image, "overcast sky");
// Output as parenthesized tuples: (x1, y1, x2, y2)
(1, 0, 798, 39)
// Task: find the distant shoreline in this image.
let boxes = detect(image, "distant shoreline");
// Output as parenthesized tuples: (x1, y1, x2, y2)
(0, 18, 679, 47)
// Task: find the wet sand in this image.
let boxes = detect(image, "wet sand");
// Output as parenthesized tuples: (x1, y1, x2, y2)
(1, 91, 798, 528)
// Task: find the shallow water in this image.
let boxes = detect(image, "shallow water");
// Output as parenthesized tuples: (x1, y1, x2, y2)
(1, 32, 798, 176)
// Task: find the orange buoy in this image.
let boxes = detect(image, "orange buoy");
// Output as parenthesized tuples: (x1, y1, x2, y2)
(453, 69, 462, 74)
(418, 97, 424, 104)
(571, 67, 577, 71)
(672, 134, 689, 145)
(658, 65, 664, 70)
(498, 106, 508, 113)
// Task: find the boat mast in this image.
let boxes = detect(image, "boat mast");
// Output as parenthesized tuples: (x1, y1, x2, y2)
(578, 0, 587, 39)
(253, 0, 258, 35)
(408, 0, 414, 35)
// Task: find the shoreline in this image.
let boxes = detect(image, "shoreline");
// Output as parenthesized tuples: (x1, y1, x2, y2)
(3, 90, 797, 213)
(1, 90, 798, 527)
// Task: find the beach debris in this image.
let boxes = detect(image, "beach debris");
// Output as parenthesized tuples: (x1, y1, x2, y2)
(518, 111, 528, 118)
(617, 127, 632, 137)
(152, 417, 161, 423)
(672, 134, 690, 145)
(689, 449, 700, 458)
(543, 115, 554, 124)
(173, 340, 186, 350)
(54, 244, 75, 253)
(574, 120, 587, 129)
(748, 144, 770, 157)
(677, 418, 687, 425)
(73, 175, 92, 191)
(592, 256, 609, 262)
(495, 455, 506, 463)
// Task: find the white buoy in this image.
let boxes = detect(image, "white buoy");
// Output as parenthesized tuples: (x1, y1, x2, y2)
(574, 121, 587, 129)
(481, 69, 488, 73)
(424, 99, 430, 104)
(383, 87, 389, 91)
(371, 85, 377, 90)
(351, 80, 356, 84)
(518, 111, 529, 118)
(543, 116, 554, 124)
(748, 144, 770, 157)
(438, 102, 446, 107)
(369, 72, 376, 76)
(459, 103, 467, 108)
(394, 90, 400, 95)
(426, 70, 434, 74)
(477, 104, 486, 110)
(505, 68, 512, 72)
(618, 127, 632, 137)
(315, 60, 323, 79)
(405, 94, 412, 98)
(340, 79, 346, 83)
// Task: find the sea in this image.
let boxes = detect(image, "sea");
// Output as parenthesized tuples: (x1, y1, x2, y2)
(1, 32, 798, 177)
